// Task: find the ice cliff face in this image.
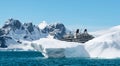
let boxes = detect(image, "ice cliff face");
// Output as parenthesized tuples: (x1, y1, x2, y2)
(32, 38, 89, 58)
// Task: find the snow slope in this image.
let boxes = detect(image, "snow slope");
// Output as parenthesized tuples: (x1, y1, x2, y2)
(85, 30, 120, 58)
(90, 25, 120, 37)
(0, 40, 34, 51)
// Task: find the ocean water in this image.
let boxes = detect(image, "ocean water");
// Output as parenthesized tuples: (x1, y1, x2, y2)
(0, 51, 120, 66)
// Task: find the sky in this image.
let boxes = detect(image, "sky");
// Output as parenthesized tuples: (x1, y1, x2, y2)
(0, 0, 120, 31)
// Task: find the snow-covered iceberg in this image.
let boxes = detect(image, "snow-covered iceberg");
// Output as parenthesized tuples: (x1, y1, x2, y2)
(85, 26, 120, 58)
(32, 37, 89, 58)
(90, 25, 120, 37)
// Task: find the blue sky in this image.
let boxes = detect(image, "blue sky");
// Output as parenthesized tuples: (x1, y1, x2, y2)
(0, 0, 120, 31)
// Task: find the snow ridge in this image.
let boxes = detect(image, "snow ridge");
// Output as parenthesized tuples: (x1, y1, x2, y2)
(38, 21, 48, 29)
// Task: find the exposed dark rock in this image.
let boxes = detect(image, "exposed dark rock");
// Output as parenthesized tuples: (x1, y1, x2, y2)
(24, 23, 34, 33)
(3, 18, 22, 30)
(17, 40, 22, 44)
(0, 29, 5, 36)
(12, 20, 21, 29)
(21, 26, 25, 30)
(42, 23, 66, 39)
(76, 29, 79, 34)
(24, 35, 28, 39)
(0, 37, 7, 48)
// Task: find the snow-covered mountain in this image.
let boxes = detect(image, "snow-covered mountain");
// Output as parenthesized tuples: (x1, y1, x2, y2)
(0, 18, 66, 48)
(2, 18, 43, 41)
(41, 23, 66, 39)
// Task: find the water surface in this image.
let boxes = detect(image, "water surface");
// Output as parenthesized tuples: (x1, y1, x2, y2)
(0, 51, 120, 66)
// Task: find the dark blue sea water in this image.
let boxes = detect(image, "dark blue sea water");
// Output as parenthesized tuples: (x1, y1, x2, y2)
(0, 51, 120, 66)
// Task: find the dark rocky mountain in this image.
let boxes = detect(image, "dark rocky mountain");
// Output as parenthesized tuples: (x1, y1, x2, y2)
(42, 23, 66, 39)
(3, 19, 22, 32)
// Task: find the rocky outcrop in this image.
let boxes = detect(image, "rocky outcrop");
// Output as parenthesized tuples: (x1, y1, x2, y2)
(24, 23, 34, 33)
(3, 18, 22, 31)
(0, 37, 7, 48)
(0, 29, 5, 36)
(42, 23, 66, 39)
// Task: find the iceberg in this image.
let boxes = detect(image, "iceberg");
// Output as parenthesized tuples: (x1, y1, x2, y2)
(32, 37, 89, 58)
(85, 26, 120, 58)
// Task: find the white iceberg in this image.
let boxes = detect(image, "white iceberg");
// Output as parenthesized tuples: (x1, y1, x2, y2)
(85, 25, 120, 58)
(32, 37, 89, 58)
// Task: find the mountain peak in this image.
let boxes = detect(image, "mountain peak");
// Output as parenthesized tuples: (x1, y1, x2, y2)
(38, 21, 48, 29)
(3, 18, 22, 30)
